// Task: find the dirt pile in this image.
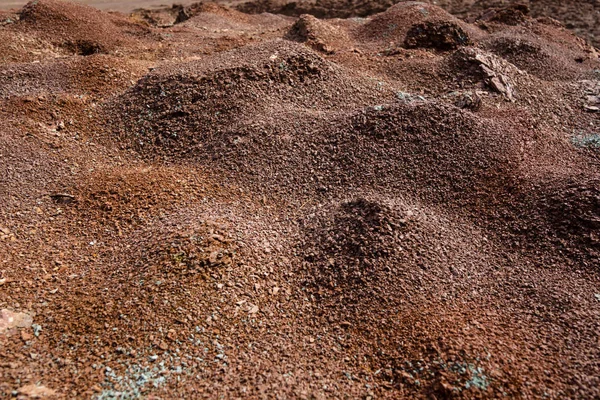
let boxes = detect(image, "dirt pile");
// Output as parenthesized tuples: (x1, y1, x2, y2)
(16, 0, 154, 55)
(0, 54, 151, 98)
(286, 14, 350, 53)
(235, 0, 600, 48)
(236, 0, 397, 18)
(1, 0, 600, 398)
(404, 20, 472, 50)
(107, 39, 395, 157)
(530, 175, 600, 262)
(355, 2, 481, 47)
(298, 197, 534, 397)
(302, 198, 413, 287)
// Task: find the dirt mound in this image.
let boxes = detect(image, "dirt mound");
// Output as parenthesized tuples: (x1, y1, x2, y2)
(354, 2, 480, 47)
(130, 2, 240, 27)
(297, 197, 535, 396)
(0, 54, 150, 98)
(112, 92, 527, 209)
(404, 20, 472, 50)
(3, 0, 600, 398)
(302, 198, 412, 287)
(299, 195, 489, 311)
(236, 0, 397, 18)
(450, 0, 600, 48)
(335, 102, 523, 205)
(107, 39, 394, 156)
(483, 32, 594, 80)
(17, 0, 153, 55)
(299, 196, 491, 289)
(180, 2, 289, 30)
(285, 14, 350, 53)
(234, 0, 600, 49)
(470, 3, 530, 26)
(0, 29, 66, 65)
(537, 175, 600, 261)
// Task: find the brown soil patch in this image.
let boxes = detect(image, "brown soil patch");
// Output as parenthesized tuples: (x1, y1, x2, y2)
(1, 0, 600, 399)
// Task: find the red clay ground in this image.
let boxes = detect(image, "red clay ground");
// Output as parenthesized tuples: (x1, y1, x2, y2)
(0, 0, 599, 398)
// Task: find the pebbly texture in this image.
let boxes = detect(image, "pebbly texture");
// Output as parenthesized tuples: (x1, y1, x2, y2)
(0, 0, 599, 399)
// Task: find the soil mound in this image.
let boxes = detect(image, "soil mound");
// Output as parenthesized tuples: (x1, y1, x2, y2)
(335, 102, 522, 204)
(234, 0, 600, 48)
(0, 29, 66, 65)
(3, 1, 600, 398)
(285, 14, 350, 54)
(297, 196, 529, 396)
(355, 2, 479, 47)
(236, 0, 396, 19)
(17, 0, 152, 55)
(0, 55, 150, 98)
(404, 20, 472, 50)
(299, 196, 490, 300)
(108, 39, 393, 156)
(134, 2, 248, 26)
(470, 3, 530, 26)
(302, 198, 411, 287)
(484, 33, 593, 80)
(178, 2, 291, 33)
(537, 175, 600, 261)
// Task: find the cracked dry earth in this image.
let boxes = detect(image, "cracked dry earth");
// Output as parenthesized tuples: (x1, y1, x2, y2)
(0, 0, 600, 398)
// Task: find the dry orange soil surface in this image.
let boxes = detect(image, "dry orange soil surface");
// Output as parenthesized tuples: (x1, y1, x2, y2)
(0, 0, 599, 398)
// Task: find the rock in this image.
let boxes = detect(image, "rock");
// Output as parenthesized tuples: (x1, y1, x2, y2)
(167, 329, 177, 341)
(91, 384, 102, 392)
(455, 91, 482, 111)
(454, 48, 519, 101)
(158, 341, 169, 350)
(208, 251, 220, 265)
(582, 81, 600, 112)
(405, 21, 471, 51)
(50, 193, 75, 204)
(21, 330, 33, 341)
(32, 324, 42, 337)
(17, 384, 56, 398)
(0, 309, 33, 334)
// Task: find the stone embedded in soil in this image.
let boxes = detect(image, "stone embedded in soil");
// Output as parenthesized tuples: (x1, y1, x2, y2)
(0, 309, 33, 334)
(404, 21, 471, 50)
(452, 47, 519, 101)
(454, 91, 483, 111)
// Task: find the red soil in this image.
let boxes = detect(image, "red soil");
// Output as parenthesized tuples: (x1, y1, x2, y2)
(1, 0, 599, 398)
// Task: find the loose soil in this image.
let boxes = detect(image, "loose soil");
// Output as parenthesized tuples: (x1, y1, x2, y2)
(1, 0, 599, 399)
